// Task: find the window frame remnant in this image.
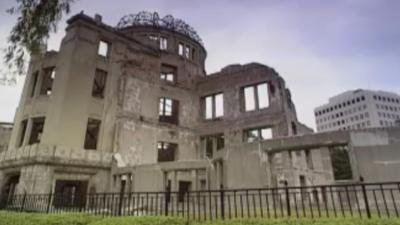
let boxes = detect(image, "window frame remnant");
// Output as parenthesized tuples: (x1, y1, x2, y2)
(178, 42, 184, 56)
(203, 93, 224, 120)
(28, 117, 45, 145)
(291, 121, 298, 136)
(159, 97, 179, 125)
(30, 71, 39, 97)
(201, 133, 225, 159)
(191, 48, 196, 60)
(157, 142, 178, 162)
(243, 82, 270, 111)
(40, 67, 56, 96)
(184, 45, 190, 59)
(98, 40, 111, 57)
(244, 127, 273, 142)
(92, 69, 107, 99)
(160, 64, 177, 83)
(18, 119, 28, 147)
(84, 118, 101, 150)
(160, 37, 168, 50)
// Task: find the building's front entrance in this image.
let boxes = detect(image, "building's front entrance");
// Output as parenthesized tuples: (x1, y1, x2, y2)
(0, 175, 20, 206)
(53, 180, 88, 208)
(178, 181, 191, 202)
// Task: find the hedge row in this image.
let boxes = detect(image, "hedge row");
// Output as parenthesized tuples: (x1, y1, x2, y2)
(0, 212, 400, 225)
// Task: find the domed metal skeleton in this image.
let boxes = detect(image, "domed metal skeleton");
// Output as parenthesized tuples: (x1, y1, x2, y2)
(116, 11, 204, 47)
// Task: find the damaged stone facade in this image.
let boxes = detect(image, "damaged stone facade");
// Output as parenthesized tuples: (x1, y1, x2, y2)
(0, 12, 332, 197)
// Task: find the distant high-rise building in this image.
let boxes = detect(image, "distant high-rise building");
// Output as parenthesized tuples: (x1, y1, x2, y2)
(314, 89, 400, 132)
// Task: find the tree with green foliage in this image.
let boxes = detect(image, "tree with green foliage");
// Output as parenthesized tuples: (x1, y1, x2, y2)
(1, 0, 74, 84)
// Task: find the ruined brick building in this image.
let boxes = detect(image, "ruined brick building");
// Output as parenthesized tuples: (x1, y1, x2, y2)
(0, 12, 333, 197)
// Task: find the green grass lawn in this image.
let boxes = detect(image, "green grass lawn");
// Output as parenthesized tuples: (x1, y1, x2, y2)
(0, 211, 399, 225)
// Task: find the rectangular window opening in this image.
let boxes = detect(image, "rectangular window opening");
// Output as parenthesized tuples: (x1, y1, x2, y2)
(203, 93, 224, 119)
(257, 83, 269, 109)
(159, 97, 179, 125)
(160, 37, 168, 50)
(157, 142, 177, 162)
(28, 117, 45, 145)
(160, 64, 177, 83)
(243, 82, 270, 111)
(178, 43, 184, 56)
(40, 67, 55, 96)
(92, 69, 107, 98)
(191, 48, 196, 60)
(245, 127, 273, 142)
(201, 133, 224, 159)
(184, 46, 190, 59)
(205, 137, 213, 158)
(98, 40, 110, 57)
(244, 86, 255, 111)
(216, 134, 225, 151)
(84, 118, 101, 150)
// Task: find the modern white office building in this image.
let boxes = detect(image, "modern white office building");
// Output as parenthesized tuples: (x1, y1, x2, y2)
(314, 89, 400, 132)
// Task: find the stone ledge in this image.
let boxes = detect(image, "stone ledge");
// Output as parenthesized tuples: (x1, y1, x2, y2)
(0, 144, 113, 169)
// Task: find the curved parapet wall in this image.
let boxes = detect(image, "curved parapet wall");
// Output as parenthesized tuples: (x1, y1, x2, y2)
(117, 11, 204, 47)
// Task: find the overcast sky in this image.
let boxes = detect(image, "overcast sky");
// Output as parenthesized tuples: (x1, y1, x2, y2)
(0, 0, 399, 129)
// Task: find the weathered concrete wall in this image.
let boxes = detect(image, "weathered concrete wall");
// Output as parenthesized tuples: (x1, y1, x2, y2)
(350, 128, 400, 182)
(224, 143, 270, 189)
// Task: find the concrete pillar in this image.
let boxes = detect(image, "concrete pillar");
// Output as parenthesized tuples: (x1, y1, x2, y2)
(347, 144, 360, 182)
(191, 170, 198, 191)
(0, 171, 5, 194)
(114, 175, 121, 192)
(21, 119, 32, 146)
(268, 152, 277, 187)
(171, 170, 177, 192)
(215, 162, 220, 188)
(220, 161, 224, 188)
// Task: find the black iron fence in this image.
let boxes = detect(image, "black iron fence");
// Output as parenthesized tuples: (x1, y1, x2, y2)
(1, 182, 400, 220)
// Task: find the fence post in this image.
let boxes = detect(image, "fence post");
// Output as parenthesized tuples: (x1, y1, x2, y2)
(284, 181, 291, 217)
(20, 192, 27, 212)
(360, 177, 371, 219)
(164, 182, 171, 216)
(220, 184, 225, 220)
(46, 191, 52, 213)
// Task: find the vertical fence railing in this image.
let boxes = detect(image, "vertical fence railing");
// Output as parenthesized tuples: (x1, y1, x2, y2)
(0, 182, 399, 220)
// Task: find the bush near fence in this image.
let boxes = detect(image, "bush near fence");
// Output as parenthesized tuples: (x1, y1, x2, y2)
(1, 212, 400, 225)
